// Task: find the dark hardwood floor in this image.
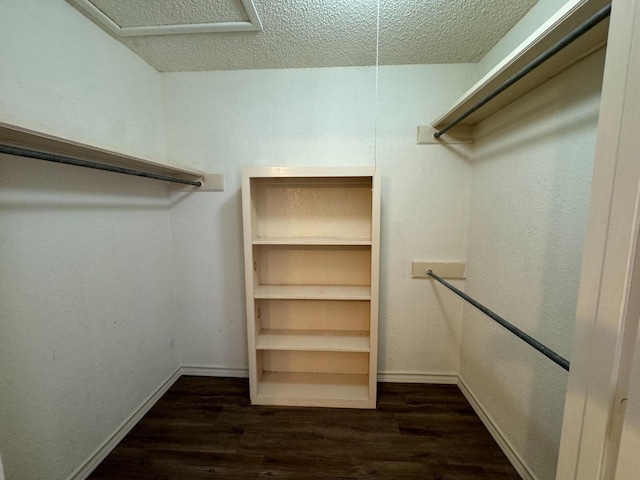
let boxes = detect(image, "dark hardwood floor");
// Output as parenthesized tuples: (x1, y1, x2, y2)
(88, 376, 521, 479)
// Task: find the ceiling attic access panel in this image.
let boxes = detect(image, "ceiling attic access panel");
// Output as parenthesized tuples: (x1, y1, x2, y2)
(67, 0, 263, 36)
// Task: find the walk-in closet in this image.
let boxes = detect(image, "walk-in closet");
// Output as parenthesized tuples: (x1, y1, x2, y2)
(2, 1, 640, 479)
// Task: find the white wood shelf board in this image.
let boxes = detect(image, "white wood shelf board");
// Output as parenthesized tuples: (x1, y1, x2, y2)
(431, 0, 610, 129)
(244, 166, 376, 180)
(0, 121, 204, 181)
(255, 372, 370, 408)
(256, 330, 370, 352)
(254, 285, 371, 300)
(252, 237, 372, 246)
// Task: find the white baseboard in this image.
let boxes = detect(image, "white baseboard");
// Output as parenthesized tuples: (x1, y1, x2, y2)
(457, 376, 536, 480)
(180, 365, 249, 378)
(377, 371, 458, 384)
(69, 366, 182, 480)
(180, 367, 456, 384)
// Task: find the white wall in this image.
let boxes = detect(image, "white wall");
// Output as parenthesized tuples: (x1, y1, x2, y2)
(0, 0, 165, 161)
(0, 157, 180, 480)
(0, 1, 602, 478)
(162, 64, 476, 376)
(460, 49, 605, 480)
(0, 1, 180, 480)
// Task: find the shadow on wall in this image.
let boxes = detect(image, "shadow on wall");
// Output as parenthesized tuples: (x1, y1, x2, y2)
(167, 174, 249, 370)
(465, 49, 604, 478)
(0, 153, 172, 210)
(472, 91, 601, 165)
(0, 154, 180, 480)
(218, 187, 247, 365)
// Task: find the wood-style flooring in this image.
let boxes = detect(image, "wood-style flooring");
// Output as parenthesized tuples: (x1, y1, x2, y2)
(88, 376, 521, 479)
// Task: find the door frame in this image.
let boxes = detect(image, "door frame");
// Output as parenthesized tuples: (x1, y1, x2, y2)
(556, 0, 640, 478)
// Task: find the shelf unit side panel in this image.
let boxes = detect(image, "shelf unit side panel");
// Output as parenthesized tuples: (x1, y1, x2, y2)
(249, 179, 260, 242)
(254, 350, 265, 404)
(242, 173, 259, 395)
(368, 170, 381, 405)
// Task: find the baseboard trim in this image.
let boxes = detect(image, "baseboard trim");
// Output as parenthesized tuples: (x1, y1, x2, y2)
(377, 371, 458, 384)
(180, 365, 249, 378)
(69, 366, 182, 480)
(457, 376, 536, 480)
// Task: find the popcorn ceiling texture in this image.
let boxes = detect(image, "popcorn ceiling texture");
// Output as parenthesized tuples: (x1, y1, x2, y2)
(79, 0, 538, 71)
(89, 0, 248, 27)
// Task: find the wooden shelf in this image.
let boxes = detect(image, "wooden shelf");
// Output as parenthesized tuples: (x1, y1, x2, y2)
(256, 372, 370, 408)
(0, 121, 203, 182)
(243, 166, 376, 180)
(429, 0, 610, 131)
(254, 285, 371, 301)
(256, 329, 370, 352)
(252, 237, 372, 246)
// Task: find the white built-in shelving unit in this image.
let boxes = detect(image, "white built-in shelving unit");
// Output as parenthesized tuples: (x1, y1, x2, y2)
(242, 167, 380, 409)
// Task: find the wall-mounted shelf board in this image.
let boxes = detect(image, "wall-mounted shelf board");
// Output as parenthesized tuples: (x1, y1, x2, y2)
(0, 122, 226, 191)
(428, 0, 610, 132)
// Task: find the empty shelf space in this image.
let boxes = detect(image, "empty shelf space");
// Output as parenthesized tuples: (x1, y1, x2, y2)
(255, 372, 371, 408)
(256, 329, 370, 352)
(254, 285, 371, 300)
(252, 237, 372, 246)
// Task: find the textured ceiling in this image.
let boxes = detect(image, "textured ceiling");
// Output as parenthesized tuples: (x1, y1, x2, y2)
(73, 0, 539, 72)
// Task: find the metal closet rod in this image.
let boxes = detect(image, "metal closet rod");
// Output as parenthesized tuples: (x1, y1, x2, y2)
(434, 3, 612, 139)
(427, 270, 570, 371)
(0, 144, 202, 187)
